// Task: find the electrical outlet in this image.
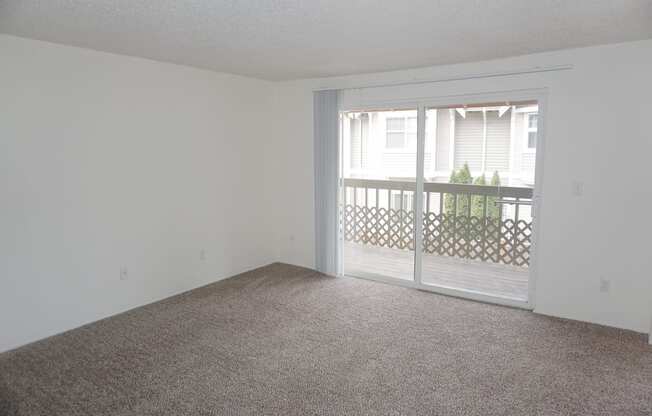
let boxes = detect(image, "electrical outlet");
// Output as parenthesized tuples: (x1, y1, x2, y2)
(599, 277, 610, 293)
(120, 266, 128, 281)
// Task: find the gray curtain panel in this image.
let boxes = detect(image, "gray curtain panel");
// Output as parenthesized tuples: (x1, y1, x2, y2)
(313, 90, 340, 275)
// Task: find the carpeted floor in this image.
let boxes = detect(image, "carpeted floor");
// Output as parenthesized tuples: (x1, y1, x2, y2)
(1, 263, 651, 415)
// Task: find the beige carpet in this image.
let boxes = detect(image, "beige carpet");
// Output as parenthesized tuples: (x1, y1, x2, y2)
(1, 263, 651, 415)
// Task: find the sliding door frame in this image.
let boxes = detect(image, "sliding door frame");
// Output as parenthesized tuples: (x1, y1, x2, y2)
(338, 88, 548, 311)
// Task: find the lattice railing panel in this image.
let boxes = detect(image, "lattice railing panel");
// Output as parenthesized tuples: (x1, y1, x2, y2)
(344, 205, 532, 267)
(343, 205, 415, 251)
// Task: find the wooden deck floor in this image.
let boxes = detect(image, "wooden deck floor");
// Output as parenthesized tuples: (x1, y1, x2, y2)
(343, 242, 529, 301)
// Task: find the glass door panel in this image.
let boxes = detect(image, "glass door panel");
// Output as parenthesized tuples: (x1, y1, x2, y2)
(419, 103, 537, 302)
(340, 109, 417, 282)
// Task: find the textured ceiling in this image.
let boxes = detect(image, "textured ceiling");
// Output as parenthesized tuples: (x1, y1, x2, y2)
(1, 1, 651, 80)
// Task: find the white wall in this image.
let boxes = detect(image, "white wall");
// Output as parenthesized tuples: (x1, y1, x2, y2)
(0, 35, 276, 352)
(268, 40, 652, 333)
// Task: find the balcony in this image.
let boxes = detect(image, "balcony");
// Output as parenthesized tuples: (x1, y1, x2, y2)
(342, 178, 533, 301)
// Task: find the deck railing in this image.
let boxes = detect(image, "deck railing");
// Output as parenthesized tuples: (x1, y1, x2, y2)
(342, 178, 534, 267)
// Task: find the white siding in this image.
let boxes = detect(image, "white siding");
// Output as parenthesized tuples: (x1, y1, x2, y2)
(435, 109, 451, 172)
(513, 113, 525, 177)
(424, 152, 433, 173)
(454, 111, 483, 170)
(485, 109, 511, 172)
(360, 115, 369, 168)
(382, 152, 432, 177)
(349, 114, 370, 170)
(350, 118, 361, 169)
(521, 152, 536, 183)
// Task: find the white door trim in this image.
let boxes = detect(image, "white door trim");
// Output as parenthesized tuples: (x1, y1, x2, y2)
(413, 105, 426, 286)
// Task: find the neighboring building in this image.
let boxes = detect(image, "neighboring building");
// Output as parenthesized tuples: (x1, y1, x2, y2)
(342, 105, 538, 187)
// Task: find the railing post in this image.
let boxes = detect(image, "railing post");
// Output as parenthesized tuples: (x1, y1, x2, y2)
(364, 187, 369, 244)
(482, 195, 488, 261)
(497, 193, 503, 264)
(375, 188, 380, 247)
(423, 192, 430, 253)
(452, 194, 457, 257)
(438, 192, 444, 255)
(466, 192, 472, 259)
(342, 186, 346, 243)
(512, 198, 520, 266)
(353, 187, 358, 244)
(399, 189, 404, 249)
(388, 189, 392, 249)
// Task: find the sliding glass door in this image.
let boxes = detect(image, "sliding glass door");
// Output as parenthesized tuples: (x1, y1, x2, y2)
(340, 108, 417, 283)
(339, 97, 540, 307)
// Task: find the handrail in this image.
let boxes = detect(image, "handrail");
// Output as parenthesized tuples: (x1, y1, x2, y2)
(342, 178, 416, 191)
(495, 199, 533, 206)
(342, 178, 533, 199)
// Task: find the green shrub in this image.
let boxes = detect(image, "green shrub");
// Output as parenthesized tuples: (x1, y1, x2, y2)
(455, 163, 472, 216)
(444, 166, 502, 219)
(471, 174, 486, 218)
(487, 171, 501, 219)
(444, 169, 458, 215)
(445, 163, 473, 216)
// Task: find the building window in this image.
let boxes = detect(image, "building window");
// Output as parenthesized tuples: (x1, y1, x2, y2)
(526, 113, 538, 150)
(349, 113, 369, 169)
(386, 116, 416, 149)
